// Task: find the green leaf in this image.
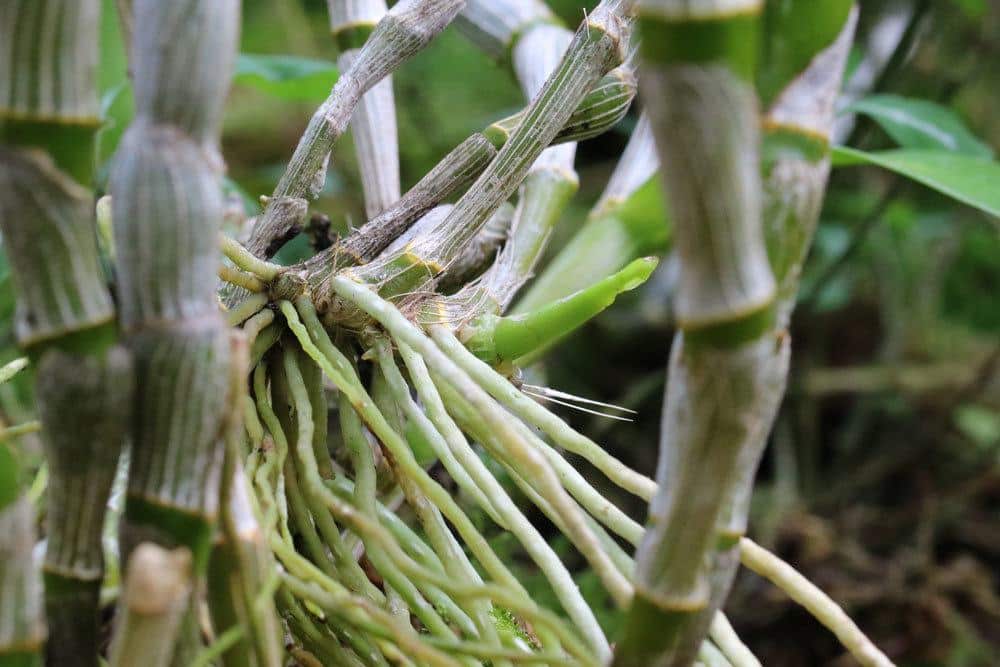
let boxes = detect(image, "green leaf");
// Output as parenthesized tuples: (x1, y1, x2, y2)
(234, 54, 339, 102)
(832, 147, 1000, 218)
(845, 95, 994, 158)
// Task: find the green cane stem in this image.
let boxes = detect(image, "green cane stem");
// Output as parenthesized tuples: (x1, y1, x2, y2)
(687, 7, 861, 661)
(39, 349, 132, 667)
(112, 0, 239, 563)
(617, 2, 778, 664)
(0, 496, 44, 667)
(0, 3, 130, 664)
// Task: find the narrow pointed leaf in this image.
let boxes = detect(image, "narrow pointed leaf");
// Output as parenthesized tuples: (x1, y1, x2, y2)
(845, 94, 994, 157)
(832, 147, 1000, 218)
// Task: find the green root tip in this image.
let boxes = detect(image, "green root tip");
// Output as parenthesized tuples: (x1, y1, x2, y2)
(466, 257, 659, 364)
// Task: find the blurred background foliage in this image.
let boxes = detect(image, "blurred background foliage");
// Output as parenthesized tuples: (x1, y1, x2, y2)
(1, 0, 998, 664)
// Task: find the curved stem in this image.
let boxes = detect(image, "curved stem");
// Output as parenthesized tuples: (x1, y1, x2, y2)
(739, 539, 893, 667)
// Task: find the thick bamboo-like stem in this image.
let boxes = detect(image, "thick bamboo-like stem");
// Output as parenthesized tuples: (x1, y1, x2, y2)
(616, 2, 780, 665)
(0, 3, 132, 665)
(318, 0, 632, 328)
(38, 350, 132, 667)
(329, 0, 401, 219)
(109, 1, 239, 661)
(677, 6, 861, 662)
(0, 5, 111, 349)
(245, 0, 466, 258)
